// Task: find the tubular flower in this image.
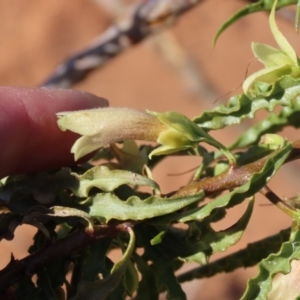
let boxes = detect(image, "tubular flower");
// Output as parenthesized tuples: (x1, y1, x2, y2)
(243, 0, 300, 96)
(57, 107, 235, 164)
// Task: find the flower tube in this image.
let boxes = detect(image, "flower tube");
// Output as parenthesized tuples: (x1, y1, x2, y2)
(57, 107, 235, 164)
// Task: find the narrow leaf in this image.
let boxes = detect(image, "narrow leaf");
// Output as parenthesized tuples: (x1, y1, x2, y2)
(270, 0, 298, 65)
(230, 96, 300, 149)
(123, 259, 139, 297)
(135, 254, 159, 300)
(57, 166, 160, 197)
(73, 228, 135, 300)
(193, 77, 300, 130)
(87, 191, 205, 223)
(214, 0, 297, 44)
(176, 228, 291, 283)
(296, 0, 300, 31)
(23, 206, 93, 231)
(181, 198, 254, 264)
(178, 143, 291, 223)
(82, 239, 112, 282)
(241, 229, 300, 300)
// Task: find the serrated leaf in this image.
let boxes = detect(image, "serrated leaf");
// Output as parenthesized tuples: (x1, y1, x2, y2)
(146, 201, 252, 266)
(23, 206, 93, 232)
(269, 260, 300, 300)
(66, 166, 160, 197)
(73, 228, 135, 300)
(181, 198, 254, 264)
(0, 167, 160, 206)
(178, 143, 291, 223)
(87, 191, 205, 223)
(241, 229, 300, 300)
(176, 228, 291, 283)
(296, 0, 300, 31)
(194, 76, 300, 131)
(0, 173, 56, 211)
(36, 166, 158, 198)
(147, 199, 226, 226)
(230, 97, 300, 149)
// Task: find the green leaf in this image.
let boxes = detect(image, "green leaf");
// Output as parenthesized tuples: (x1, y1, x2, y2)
(65, 166, 160, 197)
(242, 0, 300, 94)
(145, 201, 252, 266)
(0, 173, 54, 211)
(103, 257, 126, 300)
(214, 0, 297, 44)
(1, 167, 160, 211)
(181, 198, 254, 264)
(72, 228, 135, 300)
(269, 0, 298, 66)
(176, 228, 291, 283)
(178, 143, 291, 223)
(23, 206, 93, 232)
(87, 191, 205, 223)
(70, 166, 159, 197)
(296, 0, 300, 31)
(193, 77, 300, 131)
(123, 259, 139, 297)
(150, 231, 166, 245)
(230, 97, 300, 149)
(144, 246, 187, 300)
(134, 254, 159, 300)
(241, 229, 300, 300)
(82, 239, 112, 282)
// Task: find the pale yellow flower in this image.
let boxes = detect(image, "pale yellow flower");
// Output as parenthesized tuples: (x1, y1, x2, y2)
(243, 0, 300, 96)
(57, 107, 235, 164)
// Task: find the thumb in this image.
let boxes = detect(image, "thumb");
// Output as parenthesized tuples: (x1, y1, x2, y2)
(0, 87, 108, 178)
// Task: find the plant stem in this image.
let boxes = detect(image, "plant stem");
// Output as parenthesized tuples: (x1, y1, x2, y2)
(174, 139, 300, 197)
(0, 222, 132, 293)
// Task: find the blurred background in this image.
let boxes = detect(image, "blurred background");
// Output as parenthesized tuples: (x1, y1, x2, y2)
(0, 0, 299, 299)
